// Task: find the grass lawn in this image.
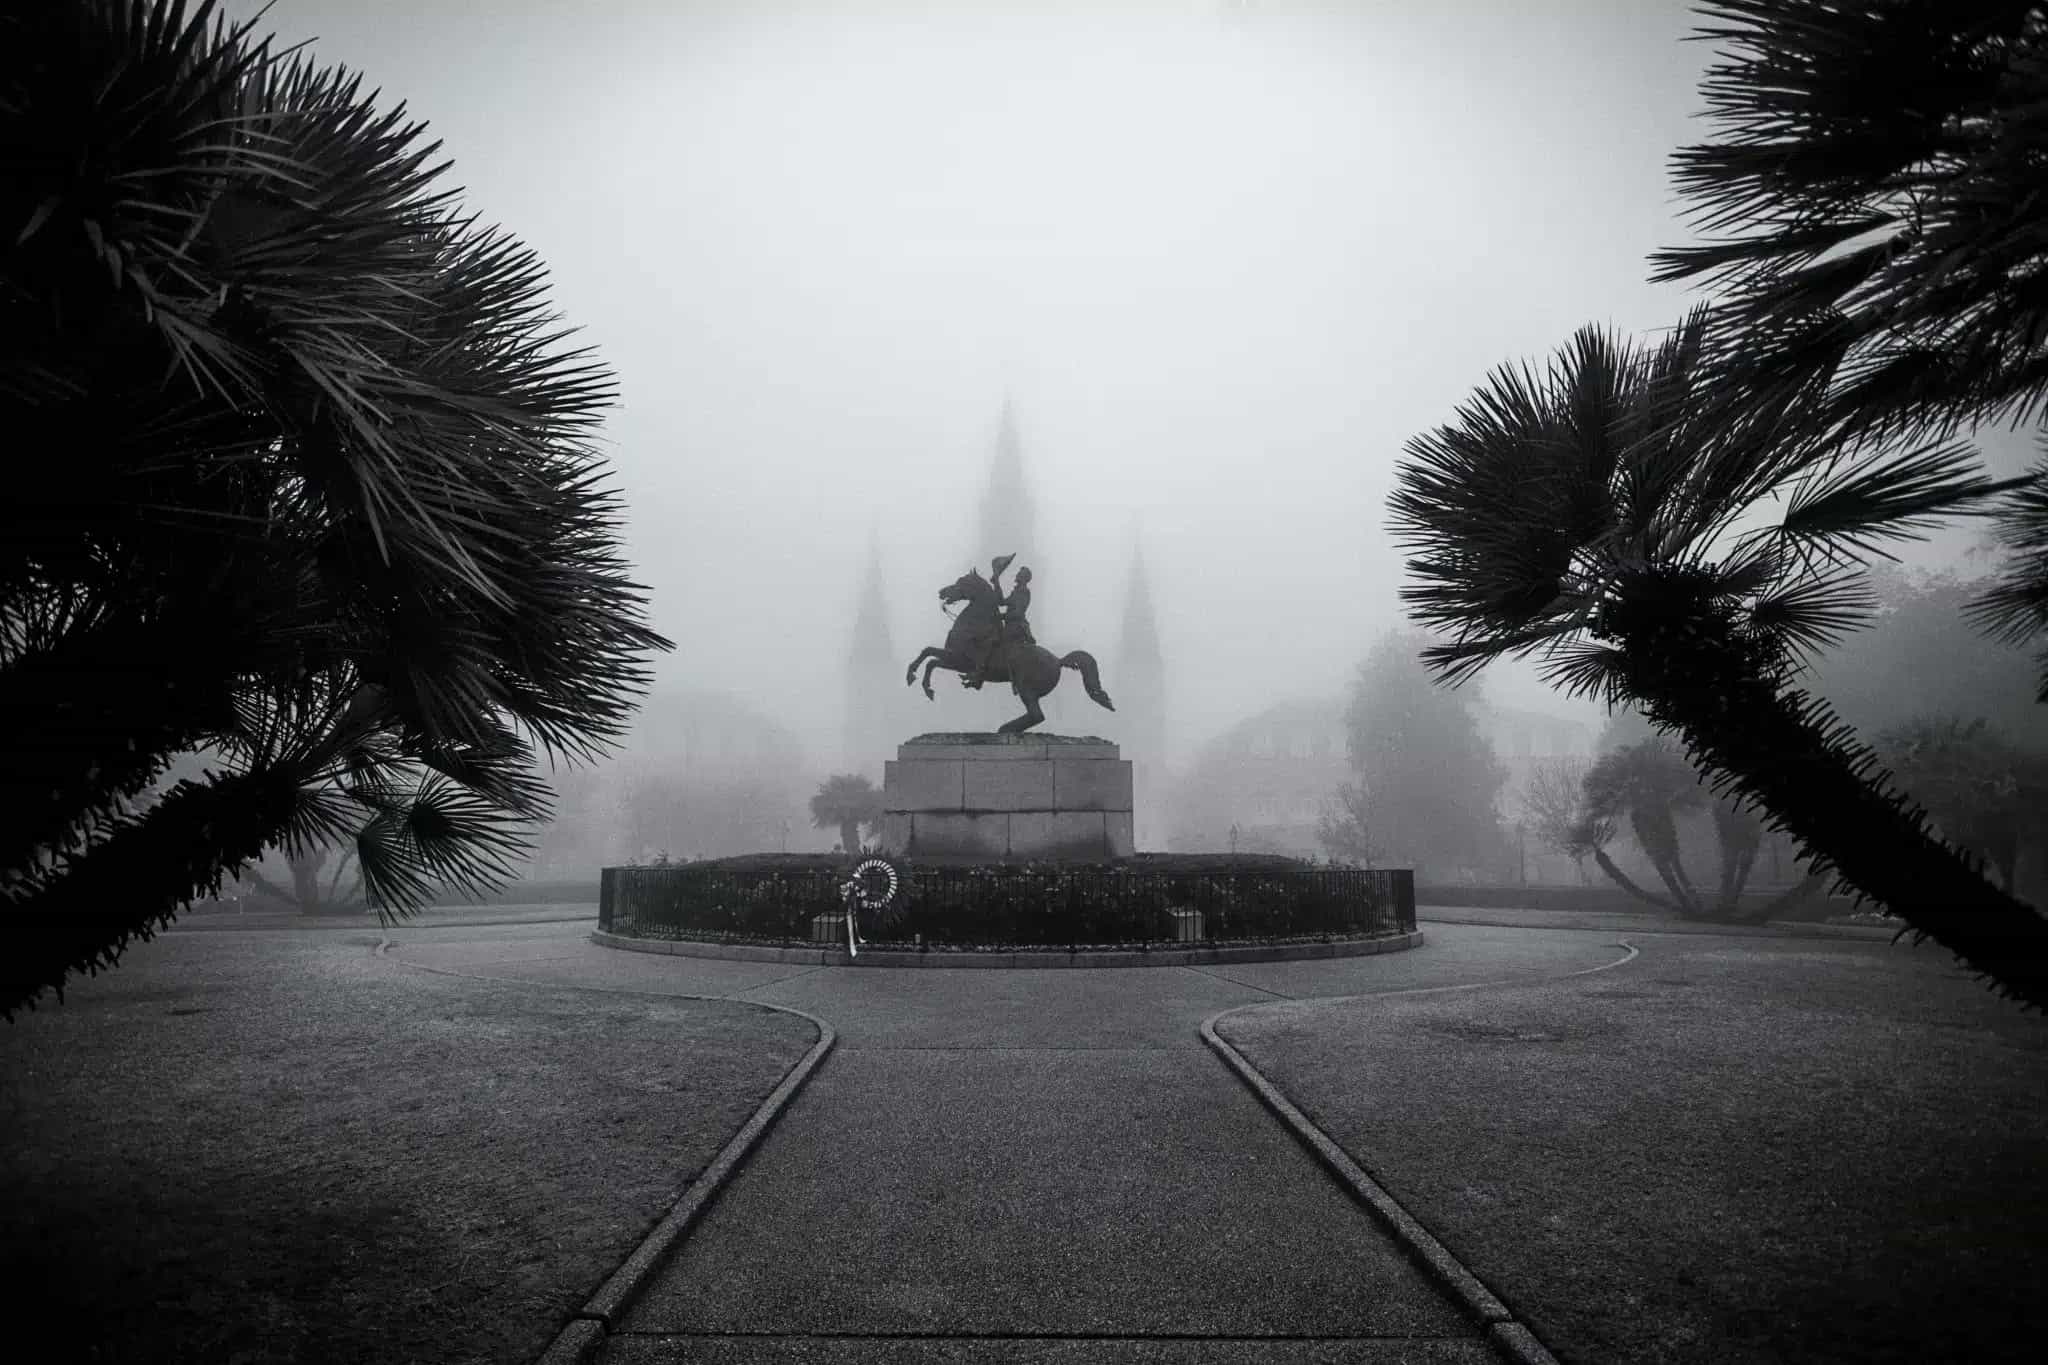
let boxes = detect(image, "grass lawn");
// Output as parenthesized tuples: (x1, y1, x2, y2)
(1218, 931, 2048, 1365)
(0, 926, 816, 1363)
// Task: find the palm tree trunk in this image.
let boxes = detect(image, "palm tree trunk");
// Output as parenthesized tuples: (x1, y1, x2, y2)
(241, 867, 301, 908)
(1731, 868, 1830, 925)
(324, 847, 359, 904)
(1590, 847, 1679, 912)
(1609, 609, 2048, 1011)
(291, 849, 327, 912)
(1631, 810, 1701, 915)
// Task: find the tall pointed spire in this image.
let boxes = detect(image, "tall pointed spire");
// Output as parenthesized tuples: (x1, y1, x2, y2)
(849, 527, 893, 668)
(843, 528, 904, 778)
(1119, 541, 1163, 676)
(977, 397, 1036, 567)
(1114, 529, 1168, 849)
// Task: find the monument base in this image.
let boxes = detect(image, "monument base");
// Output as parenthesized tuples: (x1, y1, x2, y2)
(880, 732, 1135, 861)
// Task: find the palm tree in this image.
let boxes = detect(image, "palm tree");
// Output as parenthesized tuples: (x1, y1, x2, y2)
(2, 2, 671, 1017)
(810, 774, 885, 855)
(1580, 739, 1774, 920)
(1387, 307, 2048, 1010)
(1582, 740, 1705, 912)
(1645, 0, 2048, 696)
(238, 843, 364, 915)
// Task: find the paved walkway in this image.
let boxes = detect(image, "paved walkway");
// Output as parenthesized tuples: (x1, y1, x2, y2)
(385, 921, 1649, 1363)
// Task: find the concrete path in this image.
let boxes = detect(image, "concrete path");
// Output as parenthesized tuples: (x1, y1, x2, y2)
(389, 923, 1631, 1363)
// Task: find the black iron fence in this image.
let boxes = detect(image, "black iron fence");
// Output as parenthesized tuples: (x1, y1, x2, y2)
(600, 863, 1415, 948)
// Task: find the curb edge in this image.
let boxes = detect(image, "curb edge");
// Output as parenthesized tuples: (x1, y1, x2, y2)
(531, 1008, 838, 1363)
(1198, 1012, 1562, 1365)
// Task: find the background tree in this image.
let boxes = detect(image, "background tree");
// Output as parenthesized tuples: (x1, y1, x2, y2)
(1645, 0, 2048, 696)
(1314, 781, 1376, 867)
(1577, 737, 1772, 920)
(1581, 739, 1704, 911)
(1387, 307, 2048, 1009)
(1516, 757, 1595, 884)
(240, 843, 363, 916)
(1807, 564, 2048, 745)
(1, 2, 671, 1017)
(1318, 631, 1510, 882)
(809, 774, 885, 855)
(1874, 716, 2048, 895)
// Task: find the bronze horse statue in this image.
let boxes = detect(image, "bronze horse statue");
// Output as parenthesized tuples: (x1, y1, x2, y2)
(905, 568, 1114, 734)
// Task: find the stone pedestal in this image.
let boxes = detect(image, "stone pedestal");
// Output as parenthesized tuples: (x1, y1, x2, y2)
(880, 732, 1135, 860)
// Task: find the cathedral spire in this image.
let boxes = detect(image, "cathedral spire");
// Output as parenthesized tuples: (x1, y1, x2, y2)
(1114, 529, 1168, 849)
(843, 528, 903, 776)
(977, 397, 1036, 566)
(1119, 540, 1162, 674)
(849, 527, 894, 667)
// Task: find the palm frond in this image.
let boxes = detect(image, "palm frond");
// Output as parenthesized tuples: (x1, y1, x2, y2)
(1744, 565, 1880, 660)
(1536, 639, 1630, 703)
(351, 771, 533, 912)
(1775, 438, 2026, 561)
(1650, 0, 2048, 449)
(1389, 330, 1636, 656)
(1964, 445, 2048, 697)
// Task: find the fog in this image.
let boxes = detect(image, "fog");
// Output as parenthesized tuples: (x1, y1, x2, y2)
(229, 0, 2039, 778)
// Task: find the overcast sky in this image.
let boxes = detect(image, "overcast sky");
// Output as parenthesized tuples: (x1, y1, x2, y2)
(226, 0, 2037, 768)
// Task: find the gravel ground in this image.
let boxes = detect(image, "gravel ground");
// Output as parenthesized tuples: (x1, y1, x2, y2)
(0, 924, 815, 1364)
(1217, 931, 2048, 1365)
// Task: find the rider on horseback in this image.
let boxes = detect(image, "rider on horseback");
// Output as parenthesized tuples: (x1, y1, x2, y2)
(963, 552, 1032, 690)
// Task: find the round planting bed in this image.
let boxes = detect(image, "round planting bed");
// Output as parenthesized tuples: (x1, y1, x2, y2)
(596, 853, 1421, 967)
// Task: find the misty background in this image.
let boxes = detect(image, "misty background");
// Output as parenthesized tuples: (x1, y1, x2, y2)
(218, 0, 2042, 865)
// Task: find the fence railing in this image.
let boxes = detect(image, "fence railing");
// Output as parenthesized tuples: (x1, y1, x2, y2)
(600, 863, 1416, 948)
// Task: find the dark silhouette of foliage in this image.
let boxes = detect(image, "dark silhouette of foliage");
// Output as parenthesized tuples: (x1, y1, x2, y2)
(603, 861, 1415, 948)
(1388, 308, 2048, 1010)
(1579, 738, 1773, 920)
(1647, 0, 2048, 696)
(1, 1, 671, 1017)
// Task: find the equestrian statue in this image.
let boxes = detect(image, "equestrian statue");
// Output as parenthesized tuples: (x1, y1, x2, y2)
(904, 553, 1115, 735)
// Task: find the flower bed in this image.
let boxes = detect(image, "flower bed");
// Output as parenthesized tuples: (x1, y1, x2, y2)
(601, 854, 1414, 948)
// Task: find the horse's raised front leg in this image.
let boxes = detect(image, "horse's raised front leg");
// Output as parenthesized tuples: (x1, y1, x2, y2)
(905, 647, 943, 686)
(921, 657, 947, 700)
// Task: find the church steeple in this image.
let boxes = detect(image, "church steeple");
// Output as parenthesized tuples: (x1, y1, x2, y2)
(843, 529, 904, 777)
(1114, 532, 1169, 848)
(1119, 543, 1163, 679)
(849, 530, 894, 670)
(977, 397, 1036, 566)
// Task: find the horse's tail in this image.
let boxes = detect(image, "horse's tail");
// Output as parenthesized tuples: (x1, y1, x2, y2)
(1060, 651, 1115, 711)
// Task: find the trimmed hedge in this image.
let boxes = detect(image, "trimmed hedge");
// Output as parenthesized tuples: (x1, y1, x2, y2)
(602, 855, 1415, 948)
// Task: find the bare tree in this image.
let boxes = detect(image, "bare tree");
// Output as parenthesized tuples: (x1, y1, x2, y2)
(1517, 758, 1593, 884)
